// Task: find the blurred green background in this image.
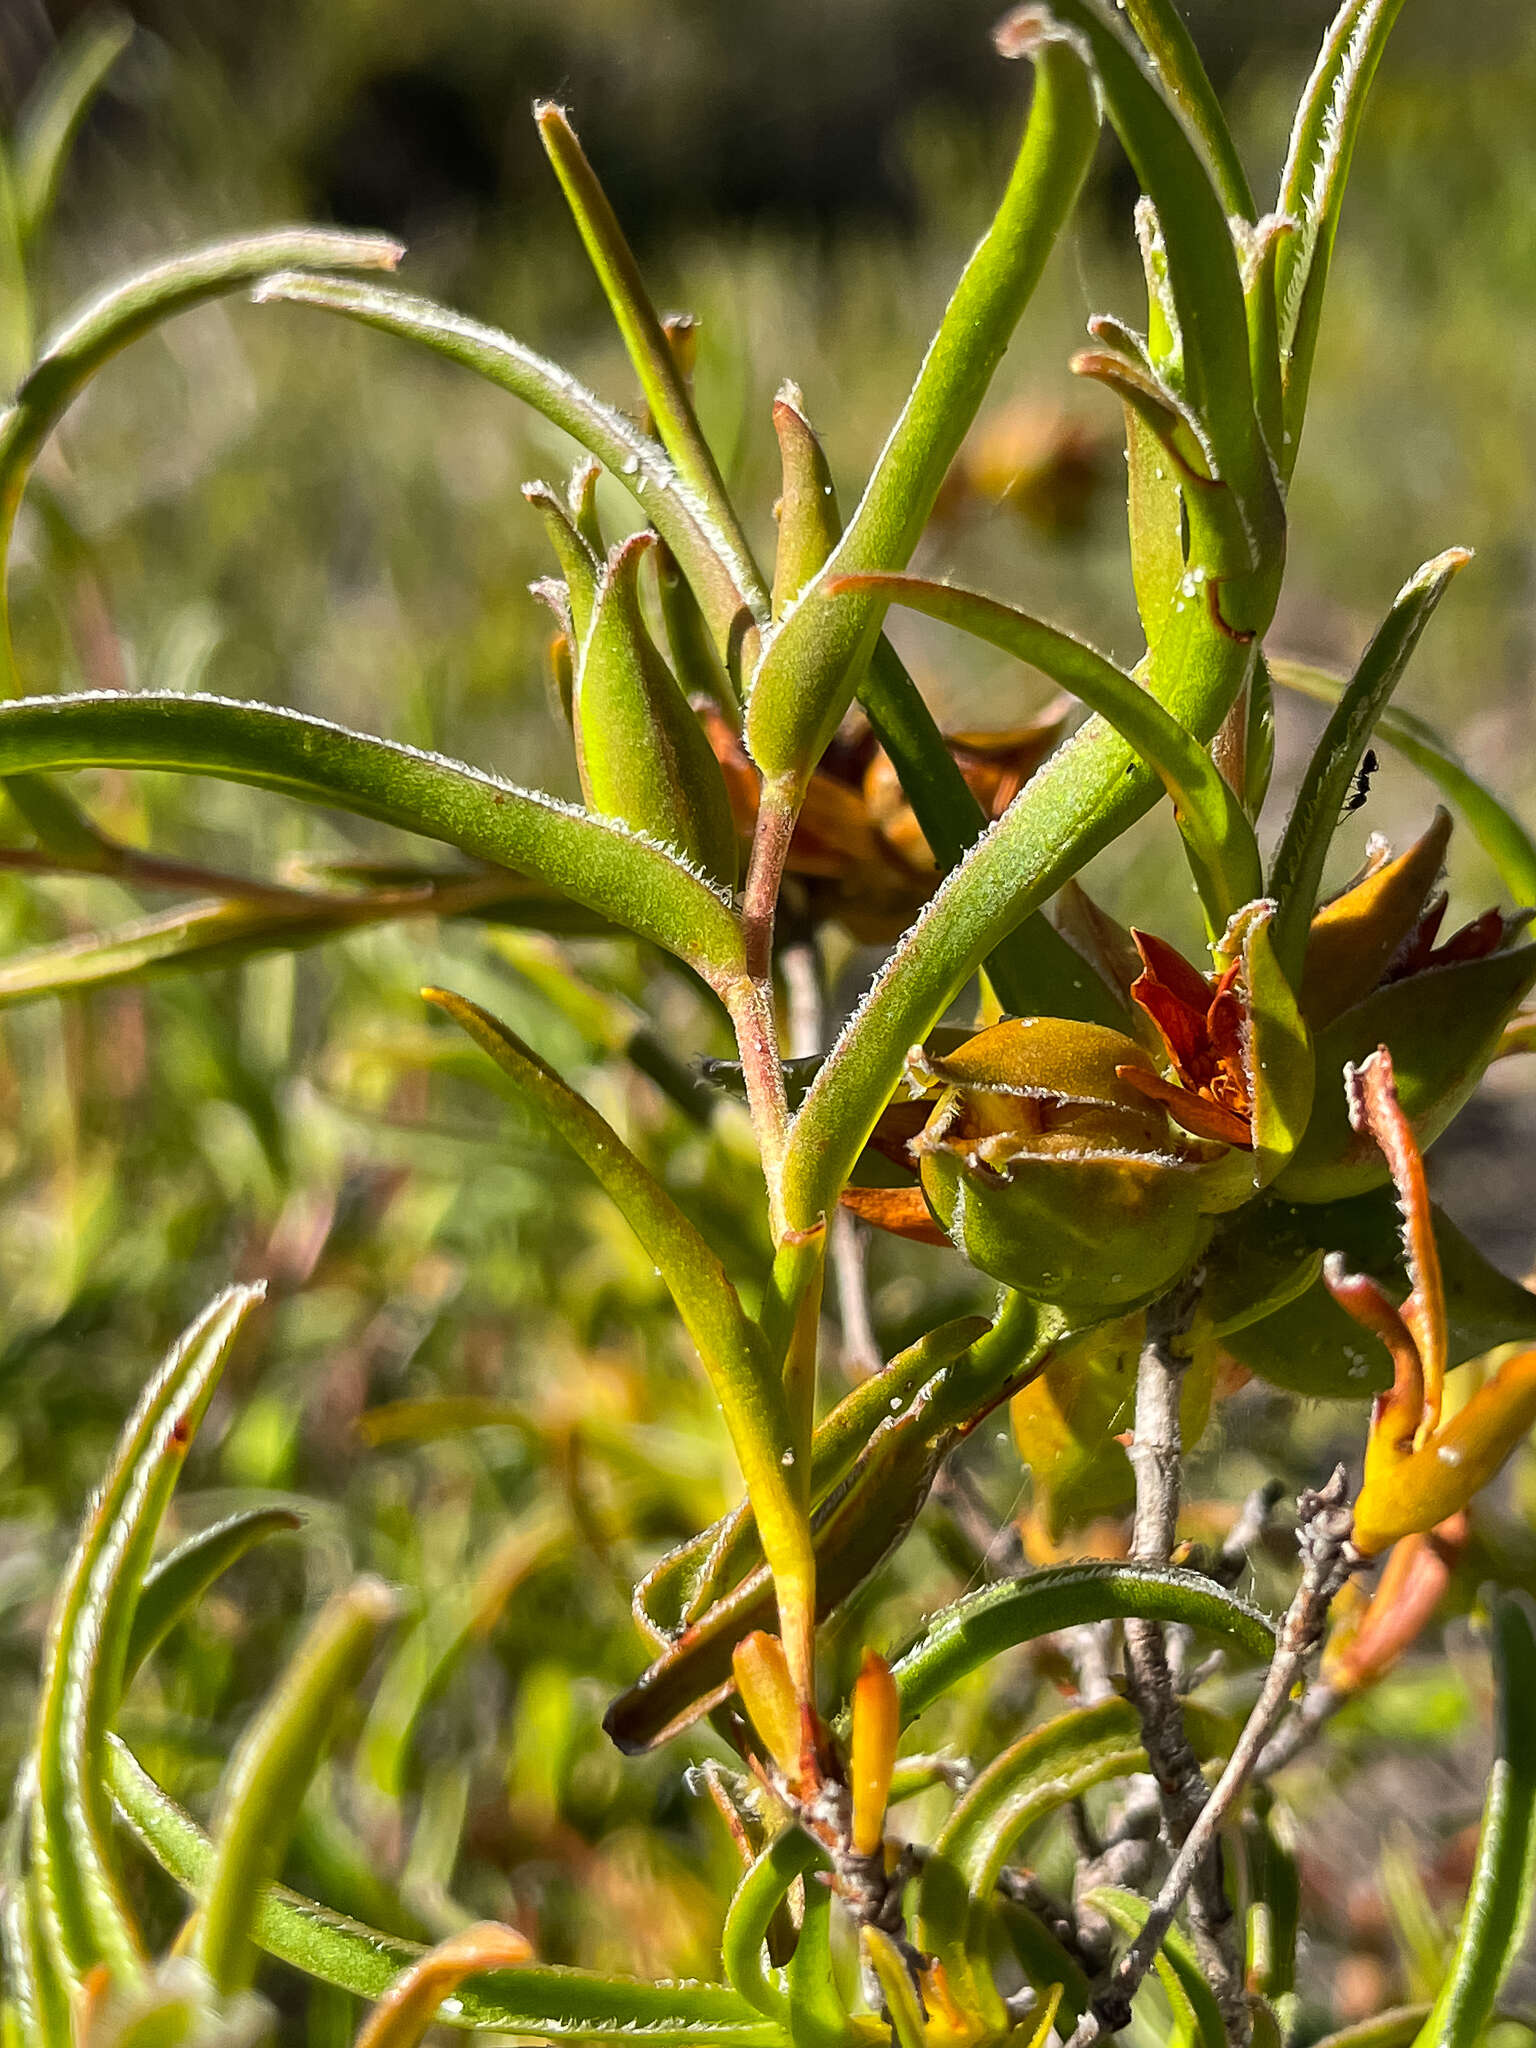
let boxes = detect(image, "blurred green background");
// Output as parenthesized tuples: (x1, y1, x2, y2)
(1, 2, 1535, 2036)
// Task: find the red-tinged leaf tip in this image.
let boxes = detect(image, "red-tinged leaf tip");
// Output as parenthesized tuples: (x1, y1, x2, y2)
(992, 5, 1078, 61)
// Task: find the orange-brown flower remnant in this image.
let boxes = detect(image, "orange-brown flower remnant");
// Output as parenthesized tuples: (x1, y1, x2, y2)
(1321, 1513, 1468, 1694)
(1118, 928, 1254, 1148)
(1327, 1046, 1536, 1554)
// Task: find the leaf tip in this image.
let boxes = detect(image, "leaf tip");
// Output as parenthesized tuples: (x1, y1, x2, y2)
(991, 4, 1087, 65)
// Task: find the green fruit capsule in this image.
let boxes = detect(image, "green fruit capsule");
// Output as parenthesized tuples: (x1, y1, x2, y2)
(573, 532, 740, 889)
(909, 1018, 1222, 1315)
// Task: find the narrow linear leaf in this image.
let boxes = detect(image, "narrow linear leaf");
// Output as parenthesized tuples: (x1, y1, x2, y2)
(30, 1286, 264, 1992)
(720, 1831, 824, 2019)
(0, 231, 402, 568)
(1119, 0, 1255, 220)
(196, 1577, 396, 1997)
(1276, 0, 1411, 476)
(860, 637, 1127, 1028)
(1269, 659, 1536, 912)
(1085, 1887, 1225, 2048)
(108, 1740, 781, 2043)
(1311, 2012, 1433, 2048)
(536, 104, 764, 605)
(422, 989, 811, 1653)
(1412, 1596, 1536, 2048)
(1038, 0, 1279, 584)
(0, 693, 744, 981)
(607, 1300, 1055, 1753)
(872, 1561, 1274, 1731)
(573, 531, 738, 886)
(1, 1820, 72, 2048)
(783, 1876, 847, 2048)
(744, 32, 1098, 784)
(0, 229, 401, 850)
(780, 614, 1256, 1232)
(915, 1698, 1149, 2028)
(250, 271, 762, 668)
(355, 1923, 536, 2048)
(838, 573, 1263, 931)
(12, 9, 134, 246)
(124, 1507, 304, 1686)
(1267, 549, 1471, 981)
(0, 873, 615, 1011)
(770, 385, 839, 621)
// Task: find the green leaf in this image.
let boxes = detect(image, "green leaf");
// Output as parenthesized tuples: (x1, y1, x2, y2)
(769, 384, 840, 622)
(250, 271, 762, 671)
(422, 989, 812, 1667)
(1220, 1192, 1536, 1399)
(743, 31, 1098, 785)
(0, 232, 401, 589)
(1085, 1887, 1224, 2048)
(1278, 941, 1536, 1202)
(779, 622, 1257, 1233)
(0, 693, 744, 981)
(29, 1286, 264, 1993)
(1308, 2012, 1434, 2048)
(124, 1507, 304, 1685)
(1275, 0, 1411, 479)
(1267, 549, 1472, 984)
(840, 572, 1263, 934)
(573, 533, 738, 886)
(636, 1314, 991, 1643)
(1, 1833, 72, 2048)
(108, 1740, 783, 2043)
(605, 1299, 1055, 1754)
(782, 1872, 848, 2048)
(11, 9, 134, 248)
(523, 477, 601, 642)
(358, 1514, 565, 1803)
(1038, 0, 1281, 609)
(1412, 1597, 1536, 2048)
(1118, 0, 1254, 221)
(719, 1830, 824, 2019)
(0, 229, 402, 853)
(1269, 660, 1536, 914)
(873, 1561, 1275, 1731)
(0, 871, 616, 1011)
(196, 1577, 396, 1998)
(1233, 899, 1314, 1188)
(536, 103, 765, 610)
(914, 1698, 1148, 2030)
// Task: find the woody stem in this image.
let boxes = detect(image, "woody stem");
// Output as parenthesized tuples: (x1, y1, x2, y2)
(1117, 1272, 1252, 2048)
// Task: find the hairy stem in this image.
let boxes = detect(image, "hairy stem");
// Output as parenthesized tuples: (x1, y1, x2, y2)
(780, 933, 881, 1377)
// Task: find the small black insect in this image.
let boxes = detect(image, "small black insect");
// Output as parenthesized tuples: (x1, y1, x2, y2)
(1343, 746, 1379, 817)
